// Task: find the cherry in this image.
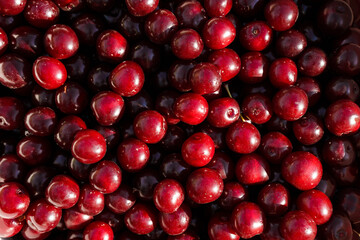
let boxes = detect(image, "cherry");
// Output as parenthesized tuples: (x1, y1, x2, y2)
(239, 21, 272, 51)
(168, 61, 195, 92)
(181, 132, 215, 167)
(133, 168, 161, 201)
(239, 51, 269, 84)
(134, 110, 167, 144)
(218, 182, 247, 210)
(32, 56, 67, 90)
(54, 115, 87, 150)
(208, 48, 241, 82)
(259, 132, 292, 164)
(24, 0, 60, 29)
(326, 76, 360, 102)
(72, 13, 104, 46)
(64, 53, 91, 82)
(315, 171, 337, 199)
(279, 210, 317, 240)
(83, 221, 114, 240)
(337, 188, 360, 223)
(125, 0, 158, 17)
(89, 160, 121, 194)
(96, 30, 127, 63)
(155, 90, 181, 125)
(0, 182, 29, 219)
(322, 136, 355, 167)
(153, 179, 184, 213)
(292, 112, 324, 145)
(173, 93, 209, 125)
(226, 121, 261, 154)
(160, 153, 192, 182)
(117, 138, 150, 172)
(77, 185, 104, 216)
(71, 129, 107, 164)
(21, 224, 50, 240)
(242, 93, 273, 124)
(26, 199, 62, 233)
(0, 216, 24, 238)
(0, 0, 26, 16)
(276, 30, 307, 58)
(45, 175, 79, 209)
(53, 0, 82, 11)
(269, 58, 297, 88)
(16, 136, 52, 166)
(235, 153, 270, 185)
(0, 54, 32, 89)
(86, 0, 115, 12)
(189, 63, 222, 95)
(175, 0, 207, 30)
(258, 183, 289, 217)
(0, 154, 25, 183)
(260, 217, 283, 240)
(124, 203, 157, 235)
(206, 151, 234, 181)
(231, 201, 265, 239)
(145, 9, 178, 44)
(281, 151, 322, 191)
(207, 97, 240, 128)
(204, 0, 232, 17)
(24, 107, 57, 137)
(160, 204, 191, 236)
(167, 230, 200, 240)
(331, 43, 360, 77)
(264, 0, 299, 31)
(171, 29, 204, 60)
(320, 211, 353, 240)
(32, 85, 56, 108)
(0, 97, 25, 131)
(298, 47, 327, 77)
(44, 24, 79, 59)
(91, 91, 124, 126)
(24, 167, 56, 198)
(186, 168, 223, 204)
(295, 77, 321, 106)
(330, 163, 359, 186)
(95, 208, 123, 232)
(0, 28, 7, 56)
(105, 184, 136, 214)
(129, 41, 160, 72)
(63, 208, 93, 231)
(202, 17, 236, 50)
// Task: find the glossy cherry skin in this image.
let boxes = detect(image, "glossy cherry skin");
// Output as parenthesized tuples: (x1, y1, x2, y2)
(91, 91, 124, 126)
(120, 13, 145, 41)
(181, 132, 215, 167)
(204, 0, 232, 17)
(258, 183, 289, 216)
(24, 107, 56, 136)
(32, 56, 67, 90)
(325, 99, 360, 136)
(26, 199, 62, 233)
(0, 182, 29, 219)
(202, 17, 236, 50)
(236, 153, 270, 185)
(129, 40, 160, 73)
(331, 43, 360, 77)
(231, 201, 265, 239)
(87, 64, 111, 93)
(264, 0, 299, 31)
(189, 63, 222, 95)
(295, 77, 321, 107)
(320, 211, 353, 240)
(155, 90, 181, 125)
(54, 84, 86, 115)
(125, 0, 158, 17)
(0, 28, 7, 56)
(208, 48, 241, 82)
(276, 30, 307, 58)
(336, 188, 360, 223)
(145, 9, 178, 44)
(117, 138, 150, 172)
(24, 166, 56, 198)
(76, 185, 104, 217)
(0, 54, 32, 89)
(159, 204, 191, 236)
(281, 151, 322, 191)
(31, 85, 56, 108)
(54, 115, 87, 150)
(175, 0, 207, 30)
(83, 221, 114, 240)
(72, 13, 104, 46)
(24, 0, 60, 29)
(153, 179, 184, 213)
(0, 154, 25, 183)
(168, 60, 195, 92)
(63, 208, 93, 231)
(21, 224, 51, 240)
(134, 110, 167, 144)
(0, 97, 25, 131)
(89, 160, 121, 194)
(208, 213, 240, 240)
(0, 0, 26, 15)
(239, 21, 272, 51)
(208, 97, 240, 128)
(239, 52, 269, 84)
(218, 182, 247, 211)
(124, 203, 157, 235)
(326, 76, 359, 102)
(292, 113, 324, 145)
(297, 47, 326, 75)
(161, 153, 192, 182)
(280, 212, 317, 240)
(269, 58, 297, 88)
(186, 168, 223, 204)
(173, 93, 209, 125)
(52, 0, 82, 11)
(16, 136, 52, 166)
(124, 90, 153, 116)
(132, 168, 161, 201)
(96, 30, 127, 63)
(0, 216, 24, 238)
(272, 87, 308, 121)
(296, 189, 332, 225)
(105, 184, 135, 214)
(322, 136, 355, 167)
(45, 175, 79, 209)
(109, 60, 145, 97)
(171, 29, 204, 60)
(242, 93, 272, 124)
(226, 121, 261, 154)
(71, 129, 107, 164)
(259, 132, 292, 164)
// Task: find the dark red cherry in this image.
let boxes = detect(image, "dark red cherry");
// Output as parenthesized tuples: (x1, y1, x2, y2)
(208, 97, 240, 128)
(231, 202, 265, 239)
(325, 99, 360, 136)
(202, 17, 236, 50)
(132, 168, 161, 201)
(95, 125, 120, 150)
(31, 85, 56, 108)
(331, 43, 360, 77)
(45, 175, 79, 209)
(25, 166, 56, 198)
(125, 0, 158, 17)
(239, 21, 272, 51)
(173, 93, 209, 125)
(0, 182, 30, 219)
(71, 129, 107, 164)
(52, 0, 82, 11)
(226, 121, 261, 154)
(205, 151, 234, 181)
(204, 0, 232, 17)
(189, 62, 222, 95)
(95, 208, 123, 232)
(279, 211, 316, 240)
(24, 0, 60, 29)
(155, 90, 181, 125)
(281, 151, 322, 191)
(54, 115, 87, 150)
(154, 179, 184, 213)
(295, 77, 321, 106)
(119, 13, 145, 41)
(242, 93, 273, 124)
(171, 29, 204, 60)
(0, 97, 25, 131)
(72, 13, 104, 46)
(33, 56, 67, 90)
(24, 107, 56, 136)
(218, 182, 247, 211)
(0, 28, 7, 56)
(133, 110, 167, 144)
(63, 208, 93, 231)
(320, 211, 353, 240)
(55, 81, 89, 114)
(276, 30, 307, 58)
(297, 47, 327, 77)
(129, 41, 161, 73)
(322, 136, 355, 167)
(258, 183, 289, 216)
(175, 0, 207, 30)
(91, 91, 124, 126)
(269, 58, 297, 88)
(145, 9, 178, 44)
(325, 76, 360, 102)
(239, 52, 269, 84)
(0, 54, 32, 90)
(235, 153, 270, 185)
(64, 53, 91, 82)
(21, 223, 50, 240)
(117, 138, 149, 172)
(0, 0, 26, 15)
(292, 113, 324, 145)
(264, 0, 299, 31)
(124, 203, 157, 235)
(260, 217, 283, 240)
(77, 185, 104, 216)
(0, 216, 24, 238)
(89, 160, 121, 194)
(160, 153, 192, 182)
(87, 65, 111, 93)
(181, 132, 215, 167)
(186, 168, 223, 204)
(17, 136, 52, 166)
(83, 221, 114, 240)
(259, 132, 292, 164)
(96, 30, 127, 63)
(0, 154, 25, 183)
(208, 48, 241, 82)
(105, 184, 136, 214)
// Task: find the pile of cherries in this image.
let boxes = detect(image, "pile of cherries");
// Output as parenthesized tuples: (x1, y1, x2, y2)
(0, 0, 360, 239)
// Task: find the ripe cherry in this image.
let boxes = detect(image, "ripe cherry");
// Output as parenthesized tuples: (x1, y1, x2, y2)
(202, 17, 236, 50)
(45, 175, 80, 209)
(0, 182, 30, 219)
(239, 21, 272, 51)
(89, 160, 122, 194)
(173, 93, 209, 125)
(279, 210, 317, 240)
(235, 153, 270, 185)
(181, 132, 215, 167)
(32, 56, 67, 90)
(133, 110, 167, 144)
(208, 97, 240, 128)
(226, 121, 261, 154)
(171, 29, 204, 60)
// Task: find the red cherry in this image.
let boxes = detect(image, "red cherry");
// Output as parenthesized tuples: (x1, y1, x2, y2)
(83, 221, 114, 240)
(0, 216, 24, 238)
(125, 0, 159, 17)
(96, 30, 127, 63)
(204, 0, 232, 17)
(105, 184, 136, 214)
(89, 160, 122, 194)
(208, 48, 241, 82)
(269, 58, 297, 88)
(0, 182, 30, 219)
(181, 132, 215, 167)
(134, 110, 167, 144)
(171, 29, 204, 60)
(0, 0, 26, 16)
(259, 132, 293, 164)
(242, 93, 273, 124)
(77, 185, 104, 216)
(153, 179, 184, 213)
(257, 183, 289, 216)
(189, 63, 222, 95)
(159, 204, 191, 236)
(239, 52, 269, 84)
(226, 121, 261, 154)
(124, 203, 157, 235)
(32, 56, 67, 90)
(235, 153, 270, 185)
(208, 97, 240, 128)
(91, 91, 125, 126)
(239, 21, 272, 51)
(202, 17, 236, 50)
(264, 0, 299, 31)
(144, 9, 178, 44)
(45, 175, 80, 209)
(173, 93, 209, 125)
(279, 210, 317, 240)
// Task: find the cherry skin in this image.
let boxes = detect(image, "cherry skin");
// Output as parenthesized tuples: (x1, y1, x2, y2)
(21, 224, 50, 240)
(71, 129, 107, 164)
(153, 179, 184, 213)
(72, 13, 104, 46)
(272, 86, 308, 121)
(208, 98, 239, 129)
(202, 17, 236, 50)
(54, 115, 87, 150)
(276, 30, 307, 58)
(91, 91, 124, 126)
(109, 61, 145, 97)
(0, 154, 25, 183)
(257, 183, 289, 216)
(281, 151, 322, 191)
(24, 107, 57, 137)
(96, 30, 127, 63)
(0, 54, 32, 89)
(242, 93, 273, 124)
(181, 132, 215, 167)
(186, 168, 223, 204)
(32, 56, 67, 90)
(155, 90, 181, 125)
(45, 175, 79, 209)
(16, 136, 52, 166)
(117, 138, 150, 172)
(264, 0, 299, 31)
(24, 0, 60, 29)
(175, 0, 207, 30)
(279, 210, 317, 240)
(326, 76, 360, 103)
(63, 208, 93, 231)
(173, 93, 209, 125)
(171, 29, 204, 60)
(44, 24, 79, 59)
(296, 189, 333, 225)
(77, 185, 104, 216)
(226, 121, 261, 154)
(0, 182, 30, 219)
(260, 217, 283, 240)
(292, 112, 324, 145)
(231, 201, 265, 239)
(0, 28, 7, 56)
(259, 132, 292, 164)
(269, 58, 297, 88)
(336, 188, 360, 223)
(125, 0, 158, 17)
(189, 62, 222, 95)
(0, 0, 27, 15)
(83, 221, 114, 240)
(133, 110, 167, 144)
(295, 77, 321, 107)
(0, 97, 25, 131)
(145, 9, 178, 44)
(161, 153, 192, 182)
(26, 199, 62, 233)
(0, 216, 24, 238)
(235, 153, 270, 185)
(159, 203, 191, 236)
(239, 21, 272, 51)
(239, 51, 269, 84)
(204, 0, 232, 17)
(322, 136, 355, 167)
(325, 99, 360, 136)
(124, 203, 157, 235)
(89, 160, 122, 194)
(129, 40, 161, 73)
(52, 0, 82, 11)
(105, 184, 136, 214)
(320, 211, 353, 240)
(331, 43, 360, 77)
(218, 182, 247, 210)
(297, 47, 327, 77)
(208, 48, 241, 82)
(168, 60, 195, 92)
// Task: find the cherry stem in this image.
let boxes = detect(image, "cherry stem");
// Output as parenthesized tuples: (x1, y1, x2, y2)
(224, 84, 233, 98)
(353, 229, 360, 237)
(224, 84, 251, 124)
